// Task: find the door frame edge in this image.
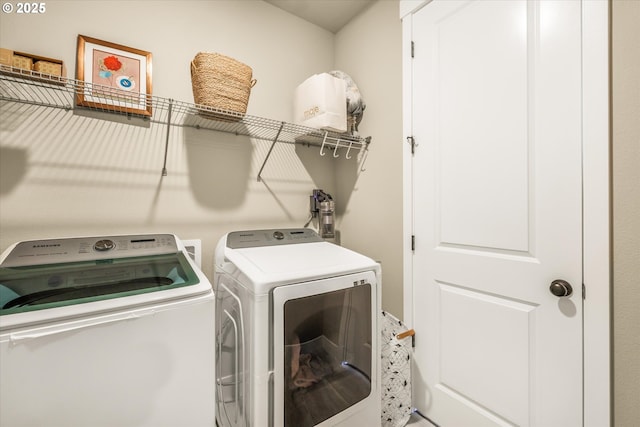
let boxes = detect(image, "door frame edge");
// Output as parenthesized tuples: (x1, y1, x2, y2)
(401, 10, 415, 327)
(582, 0, 611, 426)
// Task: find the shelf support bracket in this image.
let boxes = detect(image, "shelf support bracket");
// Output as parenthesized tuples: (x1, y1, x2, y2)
(358, 137, 371, 172)
(161, 99, 173, 176)
(257, 121, 285, 182)
(359, 148, 369, 172)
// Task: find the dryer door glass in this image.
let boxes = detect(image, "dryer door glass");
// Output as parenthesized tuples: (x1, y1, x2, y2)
(282, 281, 372, 426)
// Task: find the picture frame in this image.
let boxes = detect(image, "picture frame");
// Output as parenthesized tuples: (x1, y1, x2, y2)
(76, 35, 153, 116)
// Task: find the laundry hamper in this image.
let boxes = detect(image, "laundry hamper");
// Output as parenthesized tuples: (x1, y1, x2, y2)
(381, 310, 414, 427)
(190, 52, 256, 120)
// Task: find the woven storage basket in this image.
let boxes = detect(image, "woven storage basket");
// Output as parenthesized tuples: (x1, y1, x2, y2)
(191, 52, 256, 120)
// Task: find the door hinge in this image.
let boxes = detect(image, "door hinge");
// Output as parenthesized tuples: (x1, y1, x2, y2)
(582, 283, 586, 300)
(407, 136, 416, 154)
(411, 41, 415, 58)
(411, 235, 415, 251)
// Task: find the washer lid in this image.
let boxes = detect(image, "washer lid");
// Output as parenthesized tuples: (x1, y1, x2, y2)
(0, 252, 200, 316)
(0, 235, 204, 317)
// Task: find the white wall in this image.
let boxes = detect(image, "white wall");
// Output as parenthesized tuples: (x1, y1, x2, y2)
(335, 0, 404, 318)
(0, 0, 406, 317)
(0, 1, 339, 279)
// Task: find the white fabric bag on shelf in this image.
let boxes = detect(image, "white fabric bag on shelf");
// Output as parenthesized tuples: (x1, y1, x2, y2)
(293, 73, 347, 133)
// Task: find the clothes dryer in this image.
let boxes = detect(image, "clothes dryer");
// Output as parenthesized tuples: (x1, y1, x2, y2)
(0, 234, 215, 427)
(214, 228, 381, 427)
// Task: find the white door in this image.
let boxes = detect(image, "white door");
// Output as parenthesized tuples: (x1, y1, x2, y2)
(409, 1, 583, 426)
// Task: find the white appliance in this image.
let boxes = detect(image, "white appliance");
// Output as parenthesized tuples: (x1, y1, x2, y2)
(0, 234, 215, 427)
(214, 228, 381, 427)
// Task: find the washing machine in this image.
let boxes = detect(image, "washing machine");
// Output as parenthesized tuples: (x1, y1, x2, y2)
(0, 234, 215, 427)
(214, 228, 381, 427)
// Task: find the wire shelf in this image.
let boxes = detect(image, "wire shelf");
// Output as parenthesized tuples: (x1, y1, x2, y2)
(0, 66, 371, 178)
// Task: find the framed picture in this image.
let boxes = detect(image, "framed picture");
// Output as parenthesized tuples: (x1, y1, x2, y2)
(76, 35, 153, 116)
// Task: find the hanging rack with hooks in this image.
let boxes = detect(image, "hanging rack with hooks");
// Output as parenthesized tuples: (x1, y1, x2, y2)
(0, 66, 371, 178)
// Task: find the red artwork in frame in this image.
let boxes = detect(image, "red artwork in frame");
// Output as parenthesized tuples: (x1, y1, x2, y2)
(76, 35, 153, 116)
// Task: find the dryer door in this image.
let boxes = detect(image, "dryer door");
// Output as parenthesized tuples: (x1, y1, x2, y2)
(273, 270, 378, 427)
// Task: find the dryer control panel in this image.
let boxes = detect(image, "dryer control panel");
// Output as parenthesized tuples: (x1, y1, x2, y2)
(0, 234, 179, 267)
(226, 228, 322, 249)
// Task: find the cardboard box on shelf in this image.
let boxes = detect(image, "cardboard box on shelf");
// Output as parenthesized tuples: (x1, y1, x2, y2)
(33, 60, 62, 76)
(12, 54, 32, 71)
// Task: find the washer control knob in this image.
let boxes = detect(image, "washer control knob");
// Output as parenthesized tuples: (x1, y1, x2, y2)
(94, 239, 115, 252)
(273, 231, 285, 240)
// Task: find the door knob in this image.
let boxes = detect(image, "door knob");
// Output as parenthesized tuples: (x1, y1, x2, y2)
(550, 279, 573, 297)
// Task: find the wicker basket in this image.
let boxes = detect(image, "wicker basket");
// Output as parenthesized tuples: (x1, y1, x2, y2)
(190, 52, 256, 120)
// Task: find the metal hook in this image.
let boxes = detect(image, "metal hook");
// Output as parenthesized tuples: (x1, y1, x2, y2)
(333, 138, 341, 158)
(345, 140, 354, 159)
(319, 131, 329, 156)
(359, 148, 369, 172)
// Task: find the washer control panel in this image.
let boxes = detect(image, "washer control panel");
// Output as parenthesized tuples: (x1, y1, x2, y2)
(0, 234, 179, 267)
(226, 228, 322, 249)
